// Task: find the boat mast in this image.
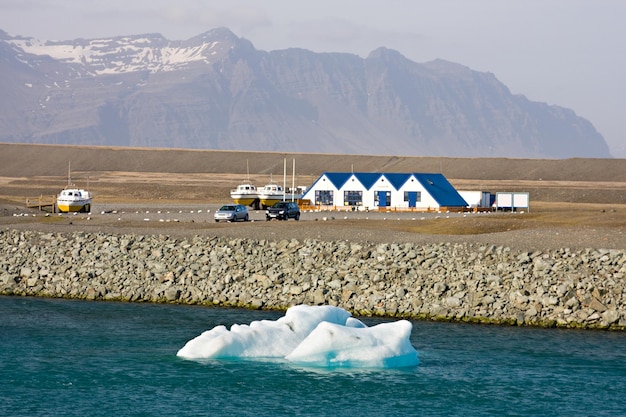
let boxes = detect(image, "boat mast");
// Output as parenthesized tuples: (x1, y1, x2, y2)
(292, 158, 296, 201)
(282, 157, 286, 201)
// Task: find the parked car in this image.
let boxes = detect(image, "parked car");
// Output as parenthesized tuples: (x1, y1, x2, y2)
(266, 201, 300, 221)
(214, 204, 249, 222)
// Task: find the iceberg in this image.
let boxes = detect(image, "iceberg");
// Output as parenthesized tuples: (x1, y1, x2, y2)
(177, 305, 419, 368)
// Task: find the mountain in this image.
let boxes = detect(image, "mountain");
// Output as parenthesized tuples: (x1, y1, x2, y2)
(0, 28, 611, 158)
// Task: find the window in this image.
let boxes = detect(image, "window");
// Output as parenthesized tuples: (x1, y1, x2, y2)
(315, 190, 334, 205)
(344, 190, 362, 206)
(404, 191, 421, 202)
(374, 191, 391, 207)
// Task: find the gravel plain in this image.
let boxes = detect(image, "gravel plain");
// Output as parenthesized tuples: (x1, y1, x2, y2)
(2, 201, 625, 253)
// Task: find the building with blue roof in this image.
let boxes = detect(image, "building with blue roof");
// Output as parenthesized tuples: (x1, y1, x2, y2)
(302, 172, 468, 211)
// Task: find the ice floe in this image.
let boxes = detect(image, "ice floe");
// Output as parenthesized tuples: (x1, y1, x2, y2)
(177, 305, 419, 368)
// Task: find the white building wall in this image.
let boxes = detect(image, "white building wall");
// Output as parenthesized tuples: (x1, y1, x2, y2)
(303, 173, 455, 210)
(396, 176, 439, 209)
(417, 187, 439, 209)
(303, 174, 369, 207)
(362, 190, 374, 209)
(336, 175, 369, 207)
(369, 176, 394, 208)
(459, 191, 491, 208)
(302, 174, 333, 205)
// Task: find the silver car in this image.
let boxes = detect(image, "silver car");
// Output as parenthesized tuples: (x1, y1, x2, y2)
(214, 204, 249, 222)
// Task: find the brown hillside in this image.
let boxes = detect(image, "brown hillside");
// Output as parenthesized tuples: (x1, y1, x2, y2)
(1, 143, 624, 181)
(0, 143, 624, 205)
(1, 143, 624, 251)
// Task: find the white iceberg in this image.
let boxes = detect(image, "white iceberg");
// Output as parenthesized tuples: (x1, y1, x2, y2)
(177, 305, 419, 368)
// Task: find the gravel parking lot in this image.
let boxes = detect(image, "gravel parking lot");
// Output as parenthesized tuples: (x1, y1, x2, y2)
(3, 201, 624, 252)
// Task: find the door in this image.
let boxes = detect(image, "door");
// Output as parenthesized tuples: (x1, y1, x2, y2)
(376, 191, 388, 207)
(407, 191, 418, 208)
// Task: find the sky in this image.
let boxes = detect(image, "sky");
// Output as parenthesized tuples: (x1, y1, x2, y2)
(1, 0, 624, 158)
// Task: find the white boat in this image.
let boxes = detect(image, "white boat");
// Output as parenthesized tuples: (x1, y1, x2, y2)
(258, 183, 306, 209)
(257, 183, 283, 208)
(56, 162, 92, 213)
(57, 188, 92, 213)
(258, 158, 307, 208)
(230, 160, 260, 208)
(230, 183, 259, 207)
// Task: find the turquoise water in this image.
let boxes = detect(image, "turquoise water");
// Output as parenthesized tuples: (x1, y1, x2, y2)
(1, 296, 625, 416)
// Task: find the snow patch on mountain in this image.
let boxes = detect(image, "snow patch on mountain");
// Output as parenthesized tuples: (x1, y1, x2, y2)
(8, 35, 223, 75)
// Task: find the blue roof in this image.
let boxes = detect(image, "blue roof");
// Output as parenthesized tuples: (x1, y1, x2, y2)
(383, 173, 412, 190)
(311, 172, 467, 207)
(412, 173, 467, 207)
(353, 173, 382, 189)
(323, 172, 353, 189)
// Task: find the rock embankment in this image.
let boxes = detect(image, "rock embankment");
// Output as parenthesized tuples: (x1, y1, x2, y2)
(1, 229, 625, 330)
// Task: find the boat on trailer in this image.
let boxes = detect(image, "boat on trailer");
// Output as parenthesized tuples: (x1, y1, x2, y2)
(257, 158, 307, 209)
(230, 183, 259, 207)
(56, 162, 92, 213)
(258, 183, 305, 209)
(230, 160, 260, 209)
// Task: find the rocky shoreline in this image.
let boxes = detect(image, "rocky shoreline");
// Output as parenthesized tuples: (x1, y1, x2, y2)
(1, 228, 625, 330)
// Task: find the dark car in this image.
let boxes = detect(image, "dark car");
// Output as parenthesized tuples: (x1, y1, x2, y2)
(266, 201, 300, 221)
(214, 204, 249, 222)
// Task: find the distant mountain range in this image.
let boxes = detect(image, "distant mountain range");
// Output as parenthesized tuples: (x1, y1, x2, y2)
(0, 27, 612, 158)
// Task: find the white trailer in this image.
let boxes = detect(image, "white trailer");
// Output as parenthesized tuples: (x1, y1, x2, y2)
(494, 192, 530, 211)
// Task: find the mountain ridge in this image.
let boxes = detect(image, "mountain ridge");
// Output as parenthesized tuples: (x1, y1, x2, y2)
(0, 28, 611, 158)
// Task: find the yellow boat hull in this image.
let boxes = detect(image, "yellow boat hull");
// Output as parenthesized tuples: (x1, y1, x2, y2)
(57, 187, 92, 213)
(260, 197, 284, 208)
(57, 202, 91, 213)
(232, 197, 257, 206)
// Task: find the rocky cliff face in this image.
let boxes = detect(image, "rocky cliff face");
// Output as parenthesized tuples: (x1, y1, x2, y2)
(0, 28, 611, 158)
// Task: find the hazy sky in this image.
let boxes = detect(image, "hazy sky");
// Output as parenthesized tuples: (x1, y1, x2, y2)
(1, 0, 624, 157)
